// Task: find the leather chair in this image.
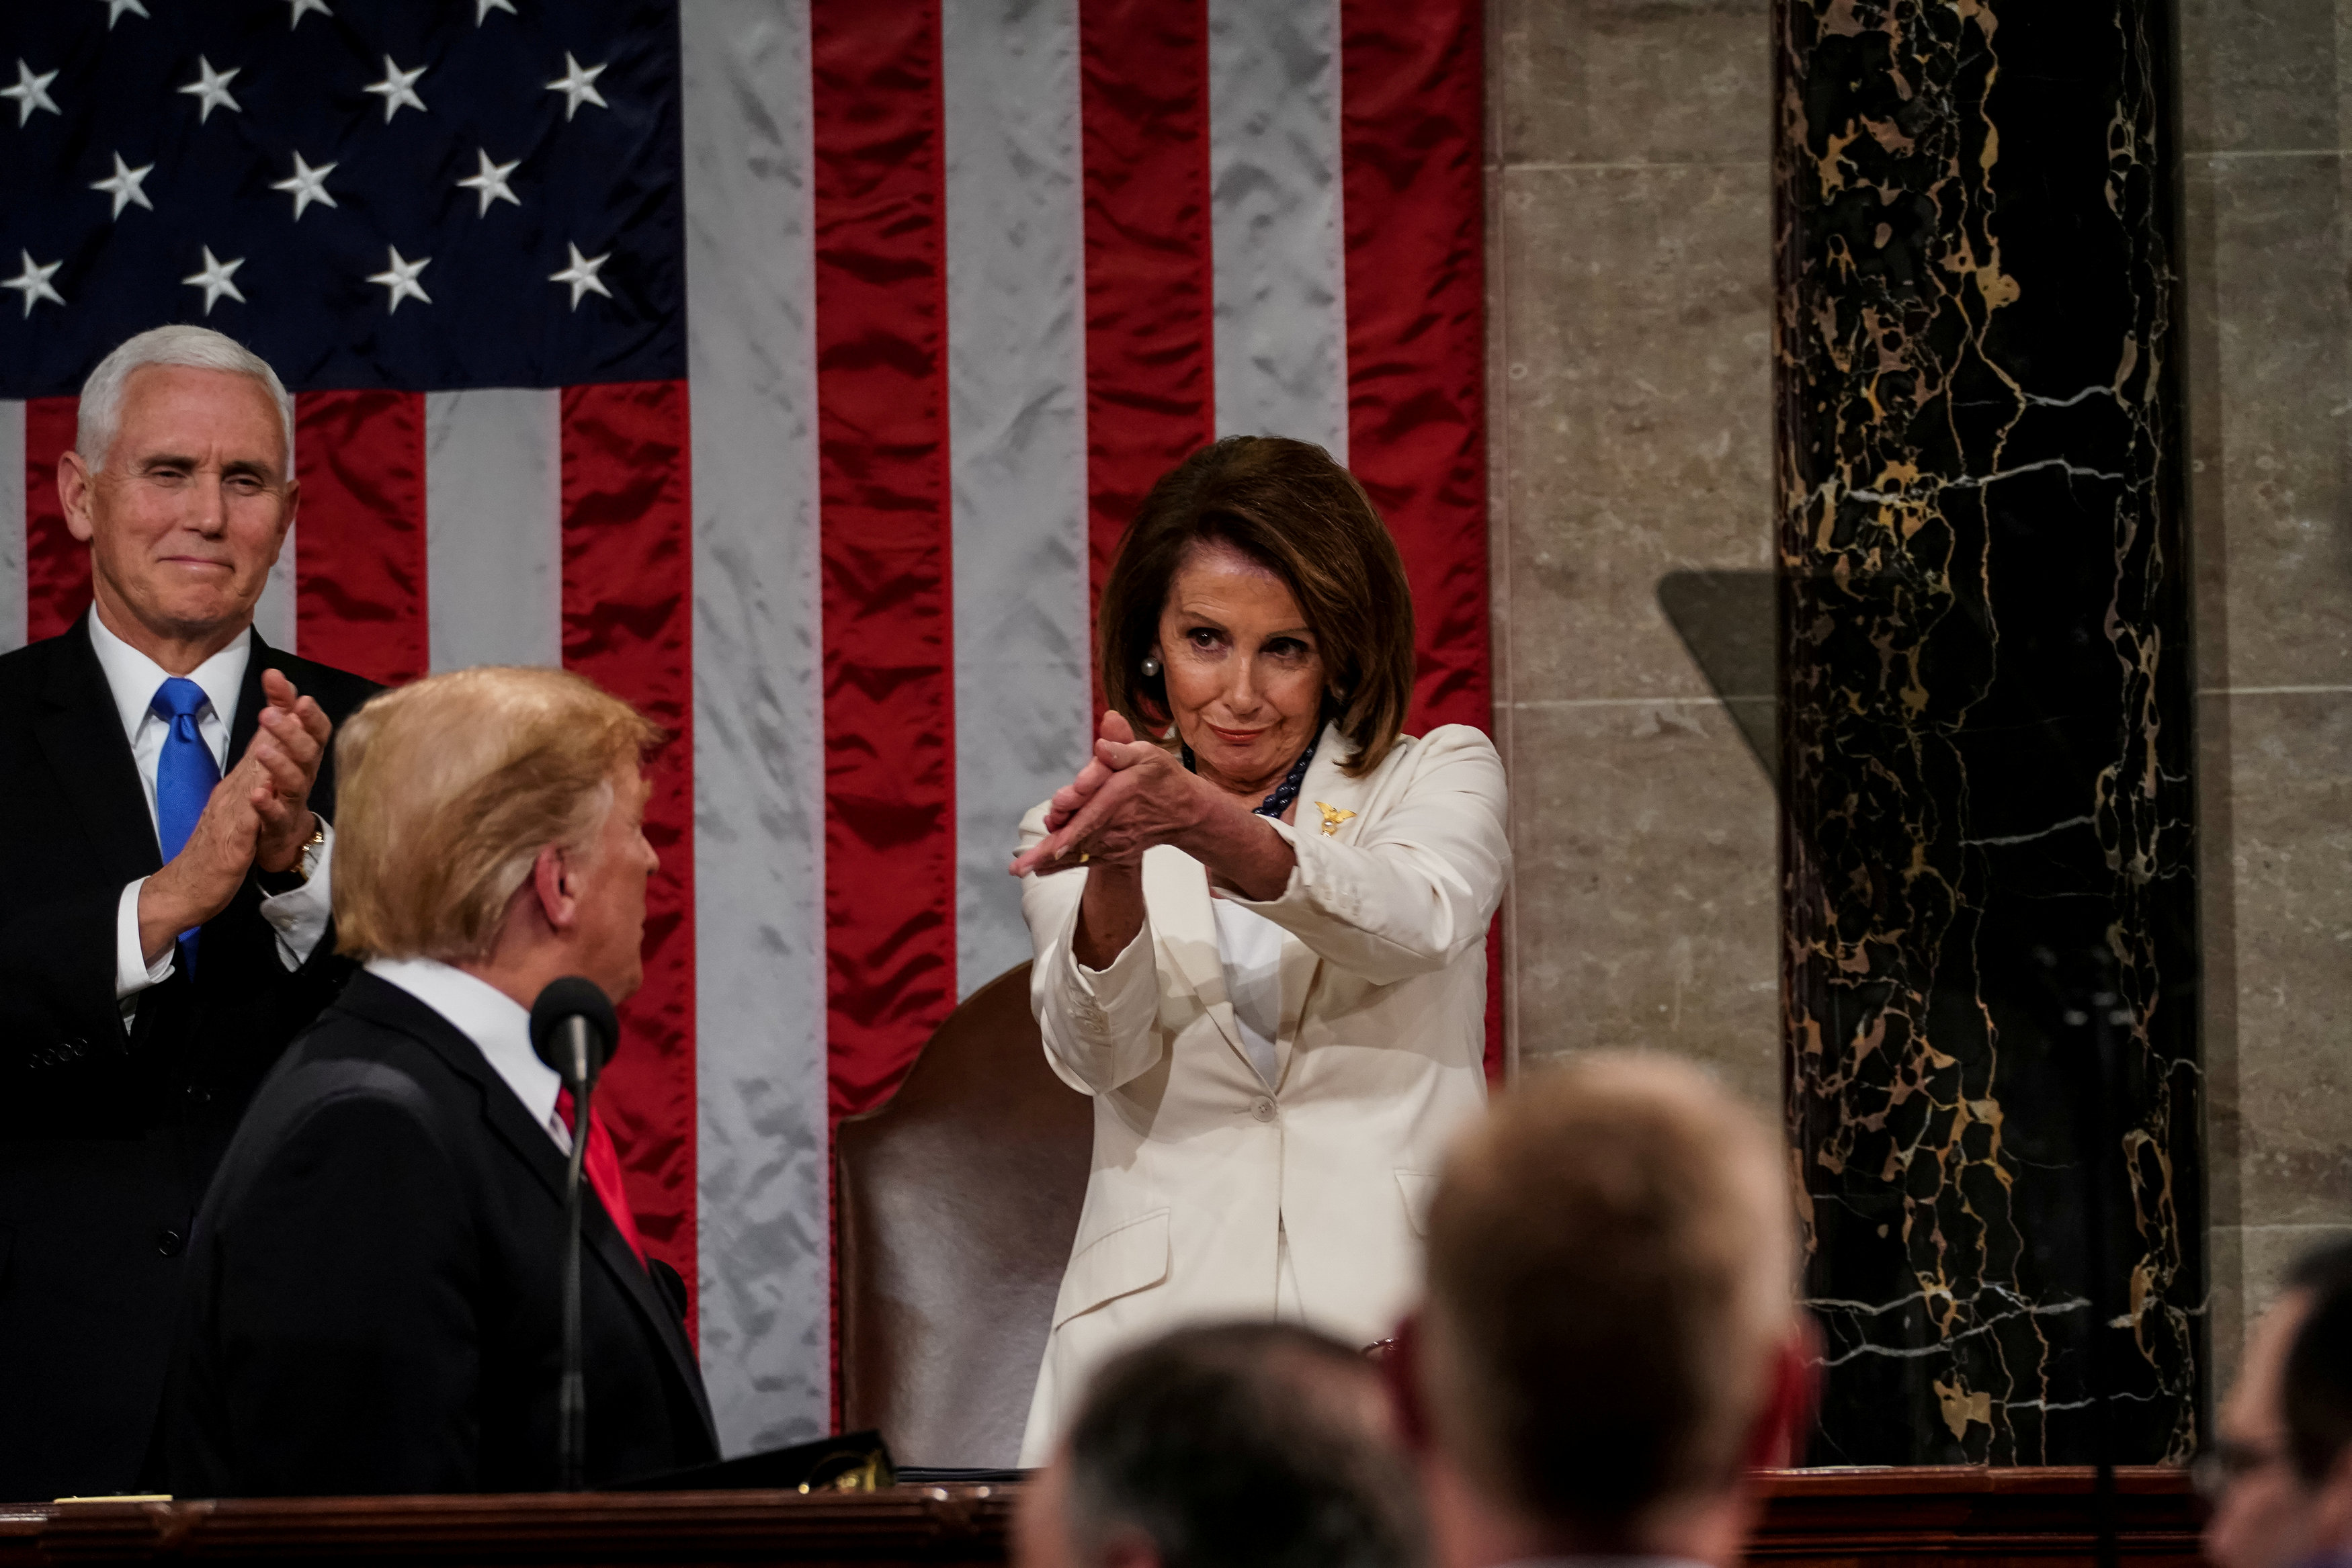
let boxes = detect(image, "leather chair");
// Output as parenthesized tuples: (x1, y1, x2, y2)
(836, 961, 1093, 1468)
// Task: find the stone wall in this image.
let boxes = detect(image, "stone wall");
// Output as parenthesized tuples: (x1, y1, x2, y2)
(2177, 0, 2352, 1397)
(1486, 0, 1781, 1106)
(1489, 0, 2352, 1423)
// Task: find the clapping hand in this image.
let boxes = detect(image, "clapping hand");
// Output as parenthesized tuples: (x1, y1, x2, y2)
(245, 668, 333, 874)
(137, 670, 334, 964)
(1011, 711, 1207, 877)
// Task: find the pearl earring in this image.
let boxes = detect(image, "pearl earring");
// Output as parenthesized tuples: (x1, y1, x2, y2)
(1141, 655, 1162, 678)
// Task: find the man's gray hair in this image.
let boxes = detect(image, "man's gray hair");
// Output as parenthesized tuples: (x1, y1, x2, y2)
(77, 325, 296, 477)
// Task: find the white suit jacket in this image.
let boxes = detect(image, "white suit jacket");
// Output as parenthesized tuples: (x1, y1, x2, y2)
(1015, 722, 1509, 1462)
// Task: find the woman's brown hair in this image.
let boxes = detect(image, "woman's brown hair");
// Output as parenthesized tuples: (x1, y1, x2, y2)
(1098, 435, 1416, 777)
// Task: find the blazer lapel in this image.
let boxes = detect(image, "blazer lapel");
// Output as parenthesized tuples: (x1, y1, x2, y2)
(1142, 842, 1249, 1063)
(583, 1200, 718, 1444)
(226, 627, 267, 767)
(36, 614, 162, 882)
(343, 976, 717, 1445)
(1273, 723, 1369, 1082)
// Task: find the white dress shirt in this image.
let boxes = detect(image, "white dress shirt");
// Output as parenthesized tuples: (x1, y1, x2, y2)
(1210, 894, 1285, 1088)
(87, 613, 337, 1010)
(367, 957, 572, 1153)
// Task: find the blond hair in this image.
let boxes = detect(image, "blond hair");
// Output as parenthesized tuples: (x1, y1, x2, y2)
(1420, 1055, 1796, 1544)
(333, 666, 660, 962)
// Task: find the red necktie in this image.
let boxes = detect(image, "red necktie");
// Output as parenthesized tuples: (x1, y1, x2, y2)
(554, 1088, 648, 1268)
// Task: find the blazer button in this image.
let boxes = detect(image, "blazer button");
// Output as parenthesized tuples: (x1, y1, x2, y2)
(1249, 1096, 1277, 1123)
(155, 1228, 186, 1258)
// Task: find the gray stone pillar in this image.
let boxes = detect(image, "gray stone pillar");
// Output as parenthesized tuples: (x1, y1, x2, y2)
(1774, 0, 2202, 1463)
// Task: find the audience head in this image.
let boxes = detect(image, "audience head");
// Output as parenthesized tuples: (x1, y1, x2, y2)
(59, 325, 300, 655)
(333, 666, 661, 1003)
(1016, 1321, 1421, 1568)
(2208, 1239, 2352, 1568)
(1405, 1053, 1809, 1568)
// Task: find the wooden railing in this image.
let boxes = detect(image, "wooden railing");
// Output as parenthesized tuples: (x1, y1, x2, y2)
(0, 1466, 2201, 1567)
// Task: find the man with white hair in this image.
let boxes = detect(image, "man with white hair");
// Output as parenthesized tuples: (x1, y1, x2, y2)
(0, 325, 378, 1499)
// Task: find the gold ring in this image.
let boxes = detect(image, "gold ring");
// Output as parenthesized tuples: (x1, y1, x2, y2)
(1079, 851, 1091, 863)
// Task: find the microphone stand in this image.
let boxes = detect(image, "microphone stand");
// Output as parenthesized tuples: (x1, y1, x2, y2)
(556, 1016, 596, 1492)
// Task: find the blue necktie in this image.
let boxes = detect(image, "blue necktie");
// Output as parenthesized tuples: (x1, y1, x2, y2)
(151, 677, 219, 977)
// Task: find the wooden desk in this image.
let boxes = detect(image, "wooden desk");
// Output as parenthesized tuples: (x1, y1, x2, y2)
(0, 1466, 2199, 1568)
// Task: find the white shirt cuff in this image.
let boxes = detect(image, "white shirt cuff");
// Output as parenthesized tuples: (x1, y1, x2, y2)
(116, 877, 177, 1008)
(258, 818, 335, 972)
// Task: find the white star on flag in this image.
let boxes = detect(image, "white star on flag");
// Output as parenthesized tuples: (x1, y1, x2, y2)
(364, 56, 428, 123)
(457, 149, 522, 216)
(476, 0, 517, 19)
(98, 0, 149, 28)
(366, 247, 432, 313)
(3, 60, 60, 126)
(271, 152, 338, 220)
(548, 243, 613, 310)
(546, 53, 609, 120)
(3, 251, 64, 316)
(286, 0, 332, 28)
(91, 153, 156, 219)
(178, 57, 242, 123)
(181, 247, 247, 314)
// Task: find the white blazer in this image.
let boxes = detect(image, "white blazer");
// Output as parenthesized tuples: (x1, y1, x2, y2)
(1015, 722, 1510, 1462)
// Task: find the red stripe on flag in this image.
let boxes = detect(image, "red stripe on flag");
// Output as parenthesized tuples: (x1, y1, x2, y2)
(1339, 1, 1501, 1080)
(292, 390, 428, 685)
(811, 1, 956, 1123)
(25, 398, 87, 642)
(1080, 0, 1214, 638)
(560, 380, 699, 1340)
(1341, 0, 1488, 736)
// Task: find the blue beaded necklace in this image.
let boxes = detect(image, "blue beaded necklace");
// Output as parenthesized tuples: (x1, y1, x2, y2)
(1181, 730, 1318, 819)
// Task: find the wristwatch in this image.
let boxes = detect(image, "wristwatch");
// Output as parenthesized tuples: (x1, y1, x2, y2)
(254, 817, 327, 898)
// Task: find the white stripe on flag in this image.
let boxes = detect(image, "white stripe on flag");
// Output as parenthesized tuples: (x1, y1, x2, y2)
(683, 0, 830, 1455)
(945, 0, 1091, 1000)
(1208, 0, 1349, 458)
(0, 400, 24, 654)
(424, 388, 563, 671)
(255, 519, 298, 654)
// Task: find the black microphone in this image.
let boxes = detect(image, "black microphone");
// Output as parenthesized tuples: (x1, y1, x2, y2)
(530, 975, 619, 1093)
(528, 976, 619, 1491)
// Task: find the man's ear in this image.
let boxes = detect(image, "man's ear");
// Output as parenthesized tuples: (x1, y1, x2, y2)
(1742, 1317, 1822, 1471)
(2308, 1444, 2352, 1555)
(58, 449, 96, 544)
(1382, 1311, 1434, 1455)
(530, 842, 577, 933)
(1098, 1528, 1162, 1568)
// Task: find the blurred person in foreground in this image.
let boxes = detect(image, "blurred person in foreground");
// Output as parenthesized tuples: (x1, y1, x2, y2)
(1015, 1321, 1423, 1568)
(165, 666, 716, 1495)
(1009, 435, 1509, 1461)
(0, 325, 377, 1498)
(1394, 1055, 1814, 1568)
(2206, 1240, 2352, 1568)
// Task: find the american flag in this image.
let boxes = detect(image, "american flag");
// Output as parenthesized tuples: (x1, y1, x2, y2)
(0, 0, 1488, 1454)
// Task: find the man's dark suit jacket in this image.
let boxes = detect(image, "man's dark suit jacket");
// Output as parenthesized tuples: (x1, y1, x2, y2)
(165, 971, 718, 1495)
(0, 613, 378, 1500)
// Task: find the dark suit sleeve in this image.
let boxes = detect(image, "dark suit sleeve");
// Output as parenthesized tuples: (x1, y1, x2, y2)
(0, 881, 134, 1075)
(207, 1088, 483, 1495)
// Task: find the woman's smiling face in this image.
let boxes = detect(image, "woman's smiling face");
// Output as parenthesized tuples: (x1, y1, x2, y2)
(1154, 539, 1327, 800)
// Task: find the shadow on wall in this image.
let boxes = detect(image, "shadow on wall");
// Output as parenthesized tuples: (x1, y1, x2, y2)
(1656, 568, 1777, 785)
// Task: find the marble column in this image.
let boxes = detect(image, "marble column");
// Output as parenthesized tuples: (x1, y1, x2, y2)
(1774, 0, 2203, 1464)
